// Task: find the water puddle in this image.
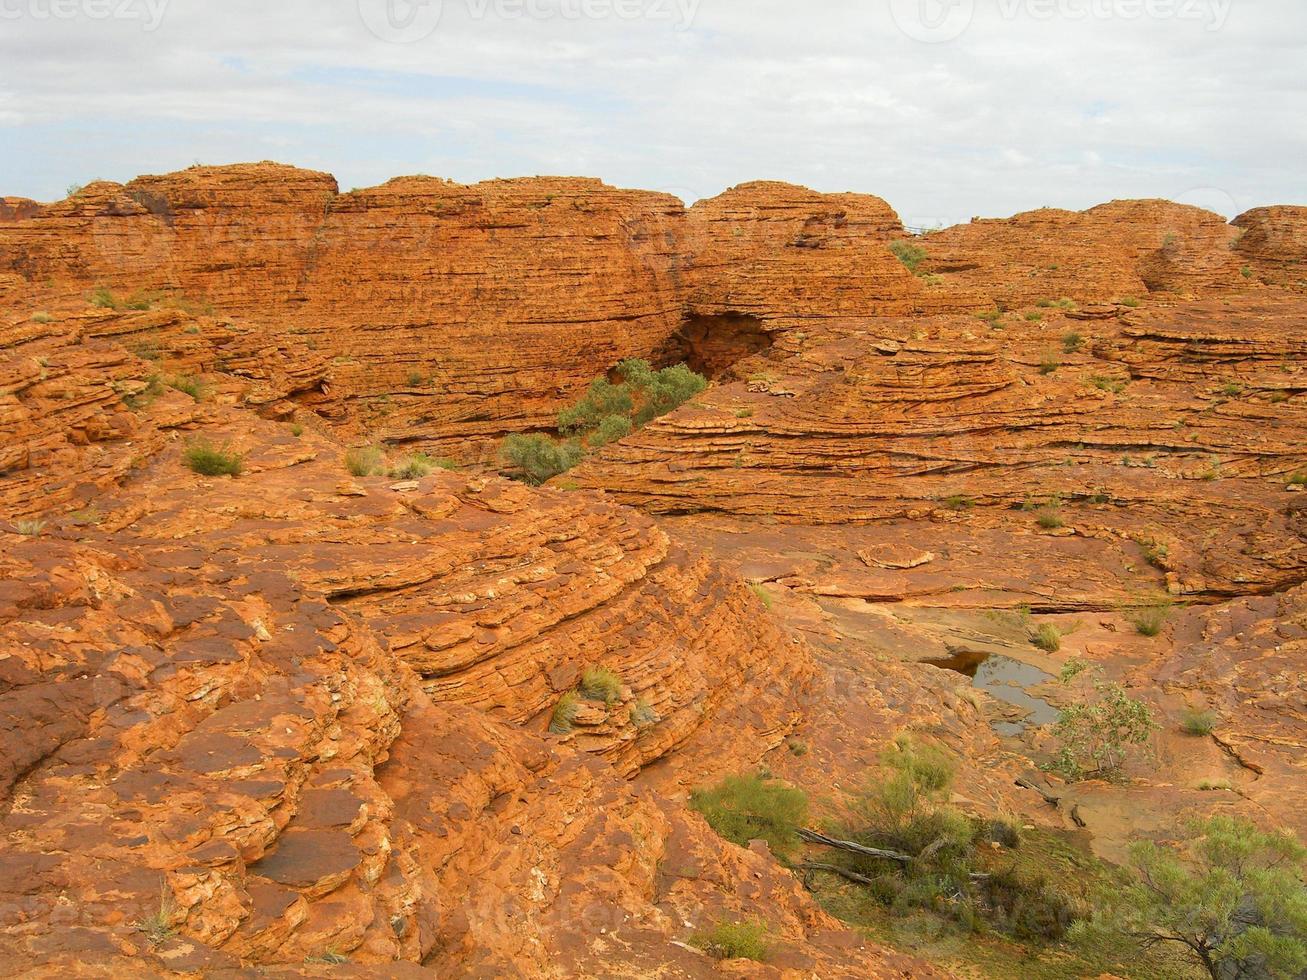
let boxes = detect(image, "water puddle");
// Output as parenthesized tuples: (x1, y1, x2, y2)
(925, 650, 1060, 736)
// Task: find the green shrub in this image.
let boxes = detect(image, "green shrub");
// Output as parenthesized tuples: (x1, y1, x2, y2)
(390, 453, 437, 480)
(549, 692, 580, 734)
(579, 666, 622, 705)
(1088, 375, 1128, 393)
(406, 371, 424, 387)
(690, 920, 770, 962)
(1031, 622, 1062, 652)
(1039, 357, 1061, 375)
(1130, 606, 1169, 637)
(1076, 816, 1307, 980)
(183, 440, 243, 477)
(889, 239, 928, 274)
(787, 738, 809, 757)
(590, 414, 633, 448)
(750, 582, 773, 610)
(559, 378, 635, 436)
(1049, 660, 1156, 782)
(1119, 296, 1141, 308)
(630, 699, 660, 729)
(1241, 265, 1254, 278)
(1036, 508, 1064, 530)
(1026, 311, 1044, 322)
(32, 312, 55, 324)
(1289, 471, 1307, 486)
(1062, 332, 1084, 353)
(689, 773, 809, 860)
(943, 495, 974, 511)
(164, 374, 203, 400)
(623, 360, 708, 426)
(290, 423, 304, 438)
(499, 434, 583, 485)
(1180, 708, 1218, 736)
(345, 446, 385, 477)
(90, 286, 117, 309)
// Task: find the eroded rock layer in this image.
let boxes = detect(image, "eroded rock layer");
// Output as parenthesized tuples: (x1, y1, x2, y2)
(916, 199, 1244, 309)
(571, 294, 1307, 599)
(1234, 205, 1307, 288)
(0, 164, 687, 456)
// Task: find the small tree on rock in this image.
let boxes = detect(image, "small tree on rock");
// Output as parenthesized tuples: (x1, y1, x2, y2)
(1076, 815, 1307, 980)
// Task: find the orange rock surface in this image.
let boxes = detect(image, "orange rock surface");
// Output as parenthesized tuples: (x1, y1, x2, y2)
(4, 163, 1307, 978)
(1234, 205, 1307, 287)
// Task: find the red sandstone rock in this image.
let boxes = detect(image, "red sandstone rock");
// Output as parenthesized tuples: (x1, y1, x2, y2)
(1234, 206, 1307, 287)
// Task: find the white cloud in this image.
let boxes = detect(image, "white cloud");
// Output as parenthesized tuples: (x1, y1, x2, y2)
(0, 0, 1303, 224)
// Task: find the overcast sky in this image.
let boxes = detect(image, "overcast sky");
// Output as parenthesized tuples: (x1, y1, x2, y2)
(1, 0, 1303, 227)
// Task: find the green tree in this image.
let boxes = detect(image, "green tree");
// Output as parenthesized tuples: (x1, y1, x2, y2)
(1049, 659, 1157, 782)
(558, 378, 634, 436)
(499, 434, 583, 486)
(1078, 816, 1307, 980)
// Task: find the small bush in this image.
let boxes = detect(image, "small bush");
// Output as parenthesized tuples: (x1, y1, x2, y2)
(559, 378, 634, 436)
(1039, 357, 1061, 375)
(164, 374, 203, 400)
(345, 446, 385, 477)
(390, 453, 437, 480)
(1031, 623, 1062, 652)
(579, 666, 622, 705)
(32, 311, 55, 324)
(889, 240, 928, 275)
(1130, 606, 1169, 637)
(1119, 296, 1141, 308)
(736, 409, 753, 419)
(1290, 471, 1307, 486)
(630, 699, 660, 729)
(689, 773, 809, 860)
(89, 286, 117, 309)
(549, 692, 581, 734)
(943, 495, 974, 511)
(1026, 311, 1044, 322)
(500, 434, 583, 486)
(406, 371, 424, 387)
(750, 582, 773, 610)
(1088, 375, 1128, 393)
(14, 519, 46, 536)
(1195, 778, 1233, 792)
(786, 738, 809, 757)
(1220, 382, 1244, 397)
(1241, 265, 1254, 279)
(1180, 708, 1218, 736)
(691, 920, 770, 962)
(590, 414, 633, 449)
(290, 423, 304, 438)
(1062, 332, 1084, 353)
(1049, 660, 1156, 781)
(1036, 508, 1064, 530)
(183, 440, 243, 477)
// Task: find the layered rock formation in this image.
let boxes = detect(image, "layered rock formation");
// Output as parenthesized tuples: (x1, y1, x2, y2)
(916, 199, 1244, 309)
(0, 165, 687, 457)
(5, 163, 1307, 977)
(1234, 205, 1307, 287)
(571, 294, 1307, 599)
(1, 388, 947, 974)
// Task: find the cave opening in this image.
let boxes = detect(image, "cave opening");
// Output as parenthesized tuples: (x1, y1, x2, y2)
(663, 313, 774, 380)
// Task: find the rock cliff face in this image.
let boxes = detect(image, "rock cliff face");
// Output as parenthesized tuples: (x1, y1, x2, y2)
(916, 199, 1243, 308)
(0, 164, 687, 457)
(570, 294, 1307, 600)
(1234, 205, 1307, 287)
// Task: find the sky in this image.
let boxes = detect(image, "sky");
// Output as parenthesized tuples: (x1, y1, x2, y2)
(1, 0, 1303, 228)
